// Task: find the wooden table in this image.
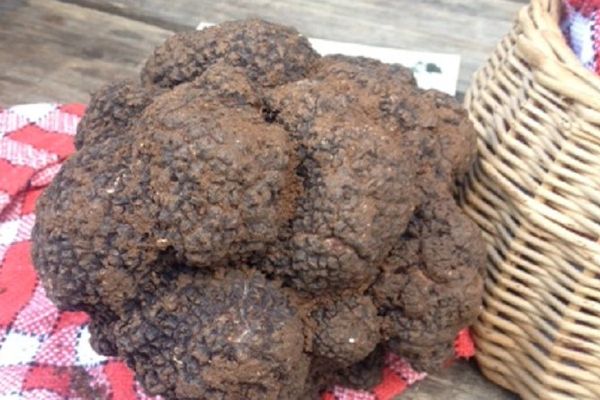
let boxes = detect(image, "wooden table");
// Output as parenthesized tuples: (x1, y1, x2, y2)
(0, 0, 524, 398)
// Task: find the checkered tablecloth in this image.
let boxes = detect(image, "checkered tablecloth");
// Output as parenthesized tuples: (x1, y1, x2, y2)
(0, 103, 475, 400)
(562, 0, 600, 73)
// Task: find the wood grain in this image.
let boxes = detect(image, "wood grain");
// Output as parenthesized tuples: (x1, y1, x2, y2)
(60, 0, 526, 96)
(0, 0, 170, 105)
(403, 360, 518, 400)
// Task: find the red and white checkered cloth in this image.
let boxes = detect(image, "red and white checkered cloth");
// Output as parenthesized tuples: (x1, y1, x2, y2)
(0, 103, 476, 400)
(562, 0, 600, 73)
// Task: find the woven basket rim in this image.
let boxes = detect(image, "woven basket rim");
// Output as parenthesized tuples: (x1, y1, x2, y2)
(523, 0, 600, 108)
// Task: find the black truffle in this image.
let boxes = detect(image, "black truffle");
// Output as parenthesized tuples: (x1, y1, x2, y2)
(33, 19, 485, 400)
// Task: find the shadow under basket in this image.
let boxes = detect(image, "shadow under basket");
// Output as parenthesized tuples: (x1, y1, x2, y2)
(459, 0, 600, 399)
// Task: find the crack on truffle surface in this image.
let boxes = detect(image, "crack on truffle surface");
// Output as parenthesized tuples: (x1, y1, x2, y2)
(33, 19, 485, 400)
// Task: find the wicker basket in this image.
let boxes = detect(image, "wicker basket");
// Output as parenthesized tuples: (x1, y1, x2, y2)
(460, 0, 600, 399)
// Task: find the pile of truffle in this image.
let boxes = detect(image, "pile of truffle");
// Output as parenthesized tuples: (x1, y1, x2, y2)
(33, 19, 485, 400)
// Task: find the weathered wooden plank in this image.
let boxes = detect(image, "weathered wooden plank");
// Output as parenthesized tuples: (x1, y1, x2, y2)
(402, 360, 518, 400)
(0, 0, 171, 105)
(60, 0, 526, 96)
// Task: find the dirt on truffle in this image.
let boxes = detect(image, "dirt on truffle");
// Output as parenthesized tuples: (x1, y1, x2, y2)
(32, 19, 485, 400)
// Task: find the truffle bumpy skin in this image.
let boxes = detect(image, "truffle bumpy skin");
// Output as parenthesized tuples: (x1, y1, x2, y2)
(32, 19, 485, 400)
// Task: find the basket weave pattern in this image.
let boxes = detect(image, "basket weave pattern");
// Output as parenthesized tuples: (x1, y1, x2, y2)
(460, 0, 600, 399)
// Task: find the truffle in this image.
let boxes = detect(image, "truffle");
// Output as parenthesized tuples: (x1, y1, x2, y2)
(32, 19, 485, 399)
